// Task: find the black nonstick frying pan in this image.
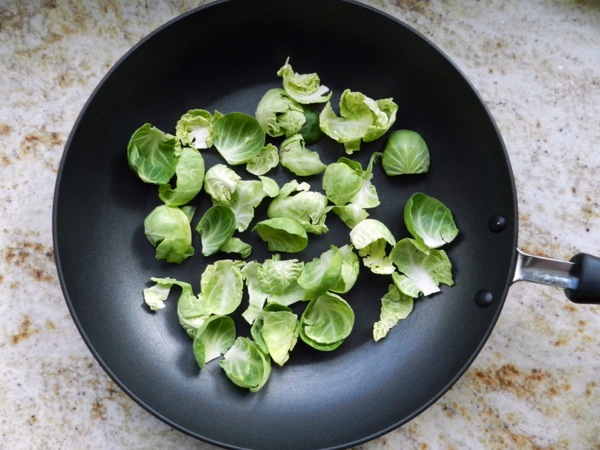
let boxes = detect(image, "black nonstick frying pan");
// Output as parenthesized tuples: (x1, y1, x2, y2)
(52, 1, 600, 449)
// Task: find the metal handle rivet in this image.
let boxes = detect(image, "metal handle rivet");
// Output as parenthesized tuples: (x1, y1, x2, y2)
(489, 215, 506, 232)
(475, 289, 494, 307)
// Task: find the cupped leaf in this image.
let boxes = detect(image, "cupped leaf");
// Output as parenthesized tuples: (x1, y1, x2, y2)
(205, 174, 279, 233)
(277, 58, 332, 104)
(330, 245, 360, 294)
(246, 143, 280, 176)
(176, 109, 220, 149)
(373, 284, 414, 341)
(144, 277, 203, 339)
(127, 123, 179, 184)
(390, 238, 454, 297)
(258, 255, 304, 296)
(404, 193, 459, 249)
(213, 112, 266, 165)
(259, 175, 280, 198)
(300, 293, 354, 351)
(339, 153, 382, 209)
(203, 164, 241, 204)
(279, 134, 326, 176)
(382, 130, 430, 176)
(193, 315, 236, 369)
(228, 179, 277, 232)
(319, 90, 397, 153)
(251, 306, 299, 366)
(349, 218, 396, 274)
(267, 180, 329, 234)
(359, 239, 396, 275)
(363, 97, 398, 142)
(144, 205, 195, 263)
(196, 205, 236, 257)
(159, 146, 205, 206)
(351, 180, 380, 209)
(176, 287, 208, 338)
(143, 281, 172, 311)
(220, 337, 271, 392)
(255, 88, 306, 137)
(319, 90, 372, 154)
(297, 246, 343, 300)
(241, 261, 270, 324)
(253, 218, 308, 253)
(143, 277, 193, 311)
(349, 218, 395, 251)
(322, 161, 363, 206)
(255, 255, 307, 307)
(201, 260, 245, 316)
(242, 256, 306, 315)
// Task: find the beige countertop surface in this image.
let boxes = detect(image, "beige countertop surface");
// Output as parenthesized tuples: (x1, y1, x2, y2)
(1, 0, 599, 448)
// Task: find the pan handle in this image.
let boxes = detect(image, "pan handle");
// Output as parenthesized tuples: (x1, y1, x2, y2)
(513, 249, 600, 304)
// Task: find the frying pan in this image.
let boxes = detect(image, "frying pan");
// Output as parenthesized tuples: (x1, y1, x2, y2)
(52, 0, 600, 449)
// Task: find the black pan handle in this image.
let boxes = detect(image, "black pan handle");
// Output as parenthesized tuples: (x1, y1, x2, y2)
(513, 249, 600, 304)
(565, 253, 600, 304)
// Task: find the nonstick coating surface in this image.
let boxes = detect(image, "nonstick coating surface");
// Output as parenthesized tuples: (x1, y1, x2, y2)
(53, 1, 518, 448)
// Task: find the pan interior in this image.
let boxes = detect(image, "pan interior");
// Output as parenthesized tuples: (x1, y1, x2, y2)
(53, 1, 518, 449)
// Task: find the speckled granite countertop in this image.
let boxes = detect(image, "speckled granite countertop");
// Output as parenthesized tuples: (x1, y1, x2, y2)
(1, 0, 599, 448)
